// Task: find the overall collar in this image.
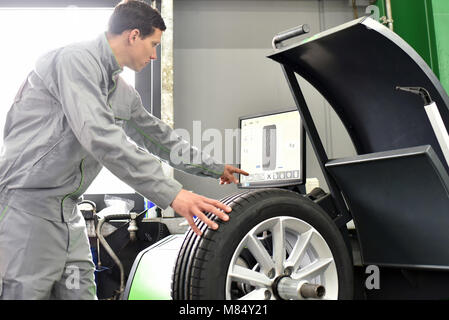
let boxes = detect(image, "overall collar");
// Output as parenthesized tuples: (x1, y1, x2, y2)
(97, 32, 123, 77)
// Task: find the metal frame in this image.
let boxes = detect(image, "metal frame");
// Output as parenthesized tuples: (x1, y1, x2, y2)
(269, 17, 449, 273)
(269, 17, 449, 230)
(281, 65, 352, 228)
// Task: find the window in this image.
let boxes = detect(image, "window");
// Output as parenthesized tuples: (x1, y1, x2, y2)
(0, 7, 135, 193)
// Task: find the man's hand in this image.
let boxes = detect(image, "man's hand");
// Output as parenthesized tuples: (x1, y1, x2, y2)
(219, 165, 249, 185)
(171, 189, 231, 236)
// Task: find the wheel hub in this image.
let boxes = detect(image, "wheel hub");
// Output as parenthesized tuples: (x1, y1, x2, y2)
(272, 275, 326, 300)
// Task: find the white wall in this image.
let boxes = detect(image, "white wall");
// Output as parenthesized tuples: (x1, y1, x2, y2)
(0, 7, 136, 194)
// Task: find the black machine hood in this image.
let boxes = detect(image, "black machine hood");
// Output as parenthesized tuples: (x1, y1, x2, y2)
(267, 17, 449, 170)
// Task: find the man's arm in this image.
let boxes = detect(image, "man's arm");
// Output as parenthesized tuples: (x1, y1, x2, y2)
(121, 83, 249, 235)
(42, 49, 231, 235)
(42, 50, 183, 209)
(122, 83, 225, 179)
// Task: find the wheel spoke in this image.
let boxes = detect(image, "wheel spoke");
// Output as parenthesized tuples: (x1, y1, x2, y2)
(229, 265, 272, 287)
(246, 234, 275, 273)
(226, 215, 340, 300)
(285, 229, 313, 271)
(238, 288, 267, 300)
(292, 258, 333, 281)
(271, 218, 286, 274)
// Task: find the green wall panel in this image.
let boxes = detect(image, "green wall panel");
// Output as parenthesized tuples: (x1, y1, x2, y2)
(374, 0, 439, 78)
(432, 0, 449, 93)
(373, 0, 449, 93)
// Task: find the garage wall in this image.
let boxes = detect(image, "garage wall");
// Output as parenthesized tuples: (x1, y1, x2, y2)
(173, 0, 362, 200)
(431, 0, 449, 93)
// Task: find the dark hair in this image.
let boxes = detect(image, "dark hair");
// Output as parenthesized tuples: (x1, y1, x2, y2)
(108, 0, 166, 38)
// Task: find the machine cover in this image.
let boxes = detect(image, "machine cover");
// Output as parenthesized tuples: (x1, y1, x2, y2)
(268, 17, 449, 172)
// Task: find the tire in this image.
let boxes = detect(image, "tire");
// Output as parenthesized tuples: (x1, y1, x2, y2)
(171, 188, 353, 300)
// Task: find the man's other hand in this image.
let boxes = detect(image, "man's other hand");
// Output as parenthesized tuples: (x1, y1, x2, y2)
(219, 165, 249, 185)
(171, 189, 231, 236)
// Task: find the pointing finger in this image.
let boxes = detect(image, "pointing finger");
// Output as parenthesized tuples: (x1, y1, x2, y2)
(234, 168, 249, 176)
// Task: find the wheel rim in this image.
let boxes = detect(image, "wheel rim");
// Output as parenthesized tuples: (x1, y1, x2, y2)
(225, 216, 339, 300)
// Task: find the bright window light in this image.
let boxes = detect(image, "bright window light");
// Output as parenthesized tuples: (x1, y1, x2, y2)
(0, 7, 136, 194)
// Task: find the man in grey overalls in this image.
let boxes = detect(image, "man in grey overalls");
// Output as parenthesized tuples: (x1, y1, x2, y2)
(0, 0, 247, 299)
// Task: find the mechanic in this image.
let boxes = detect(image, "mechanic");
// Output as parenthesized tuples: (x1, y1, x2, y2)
(0, 0, 248, 300)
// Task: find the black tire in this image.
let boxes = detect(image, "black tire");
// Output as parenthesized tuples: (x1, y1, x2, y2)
(171, 188, 353, 300)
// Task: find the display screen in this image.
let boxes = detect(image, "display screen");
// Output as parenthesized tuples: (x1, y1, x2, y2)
(239, 108, 304, 188)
